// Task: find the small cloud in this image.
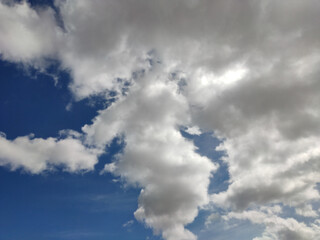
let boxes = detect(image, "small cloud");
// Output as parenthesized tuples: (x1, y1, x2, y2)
(205, 213, 220, 227)
(123, 220, 134, 228)
(185, 126, 202, 135)
(65, 102, 73, 111)
(58, 129, 82, 139)
(100, 162, 117, 175)
(295, 204, 318, 218)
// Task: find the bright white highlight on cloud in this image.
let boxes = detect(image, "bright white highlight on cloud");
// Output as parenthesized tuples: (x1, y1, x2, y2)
(0, 0, 320, 239)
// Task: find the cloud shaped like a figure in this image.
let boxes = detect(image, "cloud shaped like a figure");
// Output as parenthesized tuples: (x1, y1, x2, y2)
(1, 0, 320, 239)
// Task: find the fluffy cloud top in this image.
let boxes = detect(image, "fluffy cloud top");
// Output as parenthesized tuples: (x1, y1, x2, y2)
(1, 0, 320, 239)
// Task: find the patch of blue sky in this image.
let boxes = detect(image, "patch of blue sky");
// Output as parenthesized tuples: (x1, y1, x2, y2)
(0, 60, 106, 140)
(0, 165, 155, 240)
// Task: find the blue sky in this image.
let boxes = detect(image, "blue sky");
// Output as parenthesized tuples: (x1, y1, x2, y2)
(1, 1, 320, 240)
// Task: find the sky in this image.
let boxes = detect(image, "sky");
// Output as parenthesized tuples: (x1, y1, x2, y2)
(0, 0, 320, 240)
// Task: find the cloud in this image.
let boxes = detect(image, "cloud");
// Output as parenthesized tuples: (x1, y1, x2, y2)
(204, 213, 220, 228)
(84, 67, 217, 240)
(185, 126, 202, 136)
(0, 133, 101, 174)
(224, 208, 320, 240)
(123, 220, 134, 228)
(0, 0, 59, 63)
(1, 0, 320, 239)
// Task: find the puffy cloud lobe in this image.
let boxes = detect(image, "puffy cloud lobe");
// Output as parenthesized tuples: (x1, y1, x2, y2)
(211, 127, 320, 210)
(0, 134, 101, 174)
(84, 68, 217, 240)
(0, 1, 59, 62)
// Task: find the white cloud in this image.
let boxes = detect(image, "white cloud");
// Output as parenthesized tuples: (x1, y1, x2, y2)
(0, 1, 59, 63)
(295, 204, 318, 218)
(185, 126, 202, 136)
(84, 68, 217, 240)
(0, 133, 101, 174)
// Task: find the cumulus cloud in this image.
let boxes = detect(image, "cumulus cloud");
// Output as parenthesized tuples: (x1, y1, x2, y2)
(84, 67, 217, 240)
(185, 126, 202, 136)
(0, 133, 101, 174)
(1, 0, 320, 239)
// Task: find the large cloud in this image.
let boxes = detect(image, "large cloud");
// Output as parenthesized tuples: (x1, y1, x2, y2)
(1, 0, 320, 239)
(83, 67, 217, 240)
